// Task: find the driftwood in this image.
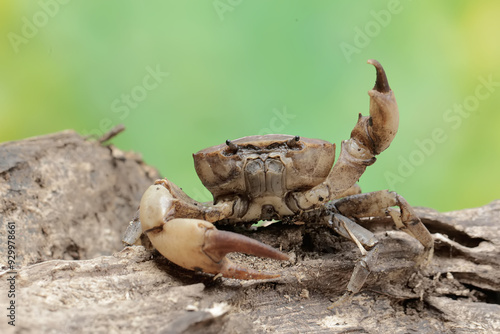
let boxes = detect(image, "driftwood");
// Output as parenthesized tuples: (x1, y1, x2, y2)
(0, 130, 159, 266)
(0, 131, 499, 333)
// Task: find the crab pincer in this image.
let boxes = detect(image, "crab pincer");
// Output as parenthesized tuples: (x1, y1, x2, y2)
(140, 184, 289, 279)
(354, 59, 399, 155)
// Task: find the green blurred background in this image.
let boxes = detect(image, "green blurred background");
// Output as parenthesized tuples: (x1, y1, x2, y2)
(1, 0, 499, 212)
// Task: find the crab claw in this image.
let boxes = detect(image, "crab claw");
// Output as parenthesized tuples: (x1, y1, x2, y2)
(140, 184, 289, 279)
(353, 59, 399, 155)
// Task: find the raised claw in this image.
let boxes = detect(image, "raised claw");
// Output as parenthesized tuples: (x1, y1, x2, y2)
(364, 59, 399, 155)
(140, 184, 289, 279)
(285, 60, 400, 209)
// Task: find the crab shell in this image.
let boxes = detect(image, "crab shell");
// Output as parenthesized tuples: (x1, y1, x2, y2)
(193, 134, 336, 203)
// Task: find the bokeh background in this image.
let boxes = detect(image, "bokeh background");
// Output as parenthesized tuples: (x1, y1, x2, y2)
(1, 1, 499, 212)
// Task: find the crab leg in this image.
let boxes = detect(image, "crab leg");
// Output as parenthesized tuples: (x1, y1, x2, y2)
(332, 190, 434, 264)
(327, 213, 380, 309)
(139, 183, 289, 279)
(286, 60, 399, 211)
(122, 210, 143, 246)
(325, 190, 433, 308)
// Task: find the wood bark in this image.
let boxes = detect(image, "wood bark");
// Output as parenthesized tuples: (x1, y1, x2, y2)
(0, 131, 499, 333)
(0, 130, 159, 266)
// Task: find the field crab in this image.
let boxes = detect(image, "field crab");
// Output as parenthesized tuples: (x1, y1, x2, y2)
(123, 60, 434, 308)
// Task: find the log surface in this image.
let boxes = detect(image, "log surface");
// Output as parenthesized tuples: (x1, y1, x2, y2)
(0, 130, 159, 266)
(0, 131, 498, 333)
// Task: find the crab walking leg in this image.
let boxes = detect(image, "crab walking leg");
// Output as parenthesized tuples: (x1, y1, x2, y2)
(287, 60, 399, 211)
(336, 183, 362, 199)
(122, 210, 142, 246)
(332, 190, 434, 264)
(327, 214, 380, 309)
(140, 183, 289, 279)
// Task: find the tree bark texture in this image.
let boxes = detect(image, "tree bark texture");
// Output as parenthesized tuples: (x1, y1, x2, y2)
(0, 130, 159, 266)
(0, 131, 498, 333)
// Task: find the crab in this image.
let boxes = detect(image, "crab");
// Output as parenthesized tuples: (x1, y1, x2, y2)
(123, 59, 434, 308)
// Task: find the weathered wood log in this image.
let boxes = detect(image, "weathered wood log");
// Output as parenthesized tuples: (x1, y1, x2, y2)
(0, 130, 159, 266)
(0, 131, 498, 333)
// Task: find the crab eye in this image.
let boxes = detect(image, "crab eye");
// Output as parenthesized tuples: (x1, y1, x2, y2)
(225, 139, 239, 154)
(286, 135, 301, 149)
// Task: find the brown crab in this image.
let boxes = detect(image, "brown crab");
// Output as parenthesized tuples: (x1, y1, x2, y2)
(123, 60, 434, 307)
